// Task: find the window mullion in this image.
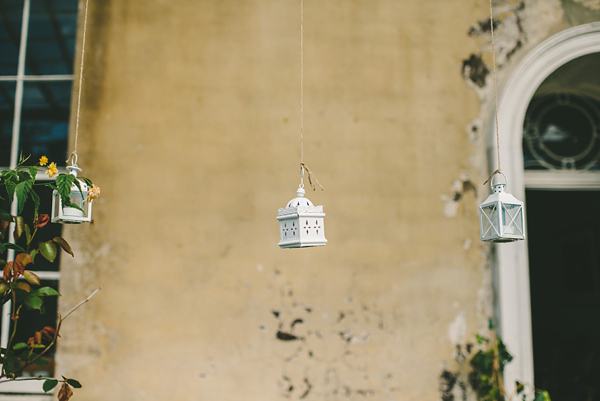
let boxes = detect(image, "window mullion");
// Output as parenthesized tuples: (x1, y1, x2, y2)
(9, 0, 31, 169)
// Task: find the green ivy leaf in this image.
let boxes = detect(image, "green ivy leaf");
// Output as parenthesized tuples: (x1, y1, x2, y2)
(4, 243, 25, 252)
(24, 295, 43, 310)
(65, 378, 82, 389)
(56, 174, 75, 206)
(17, 170, 31, 182)
(0, 211, 13, 222)
(28, 166, 38, 181)
(15, 179, 33, 215)
(12, 342, 28, 350)
(3, 169, 18, 202)
(30, 286, 61, 297)
(80, 177, 93, 187)
(30, 249, 38, 263)
(43, 379, 59, 392)
(39, 241, 57, 263)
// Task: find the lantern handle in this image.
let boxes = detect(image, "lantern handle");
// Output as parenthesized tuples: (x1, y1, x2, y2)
(68, 152, 78, 167)
(489, 171, 507, 190)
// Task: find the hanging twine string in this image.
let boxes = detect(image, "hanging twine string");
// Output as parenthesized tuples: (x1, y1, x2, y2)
(298, 0, 323, 191)
(68, 0, 90, 164)
(483, 0, 502, 186)
(300, 0, 304, 167)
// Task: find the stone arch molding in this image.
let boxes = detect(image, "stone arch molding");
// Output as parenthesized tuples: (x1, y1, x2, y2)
(493, 22, 600, 391)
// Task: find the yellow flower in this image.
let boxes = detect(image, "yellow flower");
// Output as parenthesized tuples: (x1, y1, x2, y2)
(88, 184, 101, 201)
(39, 156, 48, 166)
(45, 162, 58, 178)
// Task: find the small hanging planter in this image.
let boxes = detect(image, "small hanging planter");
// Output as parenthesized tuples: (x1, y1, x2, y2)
(50, 0, 99, 224)
(278, 176, 326, 248)
(479, 172, 525, 242)
(51, 156, 94, 224)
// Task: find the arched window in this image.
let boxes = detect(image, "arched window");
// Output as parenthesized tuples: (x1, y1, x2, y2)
(494, 22, 600, 396)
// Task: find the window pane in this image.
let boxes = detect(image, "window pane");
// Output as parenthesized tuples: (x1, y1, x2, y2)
(0, 81, 16, 166)
(523, 53, 600, 171)
(0, 0, 23, 75)
(20, 80, 71, 164)
(25, 0, 78, 75)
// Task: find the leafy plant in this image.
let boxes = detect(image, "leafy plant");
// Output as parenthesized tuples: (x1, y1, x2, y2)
(0, 155, 100, 400)
(469, 329, 551, 401)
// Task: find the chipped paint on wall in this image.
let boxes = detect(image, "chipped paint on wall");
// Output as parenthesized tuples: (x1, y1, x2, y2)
(441, 172, 477, 218)
(265, 268, 402, 399)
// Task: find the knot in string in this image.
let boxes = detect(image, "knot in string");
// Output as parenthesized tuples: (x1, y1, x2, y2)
(300, 163, 323, 191)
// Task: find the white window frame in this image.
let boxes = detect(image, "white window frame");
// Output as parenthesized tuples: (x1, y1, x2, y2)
(0, 0, 76, 395)
(491, 22, 600, 392)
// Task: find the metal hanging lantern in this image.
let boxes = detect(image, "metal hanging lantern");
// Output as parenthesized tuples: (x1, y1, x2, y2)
(479, 172, 525, 242)
(51, 160, 92, 224)
(277, 170, 326, 248)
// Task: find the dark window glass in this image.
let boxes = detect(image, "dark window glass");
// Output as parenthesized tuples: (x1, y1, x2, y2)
(0, 81, 16, 166)
(527, 190, 600, 401)
(19, 80, 71, 164)
(0, 0, 23, 75)
(26, 0, 78, 75)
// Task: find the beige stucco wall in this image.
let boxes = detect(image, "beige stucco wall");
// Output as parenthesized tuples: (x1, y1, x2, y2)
(51, 0, 597, 400)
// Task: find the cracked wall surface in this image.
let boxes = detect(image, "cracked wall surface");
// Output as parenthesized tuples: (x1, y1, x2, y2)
(49, 0, 597, 400)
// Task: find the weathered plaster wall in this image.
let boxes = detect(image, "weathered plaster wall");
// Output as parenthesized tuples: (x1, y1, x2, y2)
(52, 0, 519, 400)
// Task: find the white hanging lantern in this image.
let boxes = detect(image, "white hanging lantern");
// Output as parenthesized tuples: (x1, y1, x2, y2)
(51, 163, 92, 224)
(479, 172, 525, 242)
(277, 185, 326, 249)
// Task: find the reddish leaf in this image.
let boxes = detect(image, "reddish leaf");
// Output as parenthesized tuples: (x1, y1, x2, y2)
(40, 326, 57, 341)
(16, 281, 30, 293)
(23, 270, 40, 286)
(53, 237, 74, 257)
(1, 220, 9, 240)
(15, 252, 32, 267)
(3, 262, 11, 281)
(12, 259, 24, 280)
(58, 382, 74, 401)
(35, 214, 50, 228)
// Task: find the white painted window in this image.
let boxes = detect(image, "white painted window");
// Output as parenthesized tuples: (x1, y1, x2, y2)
(0, 0, 79, 396)
(493, 22, 600, 395)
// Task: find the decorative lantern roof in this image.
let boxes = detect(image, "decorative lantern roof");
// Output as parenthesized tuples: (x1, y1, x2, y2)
(277, 185, 326, 249)
(479, 172, 525, 242)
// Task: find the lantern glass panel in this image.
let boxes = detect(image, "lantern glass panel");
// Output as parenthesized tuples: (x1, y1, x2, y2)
(502, 203, 523, 235)
(63, 190, 85, 218)
(481, 203, 499, 237)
